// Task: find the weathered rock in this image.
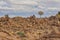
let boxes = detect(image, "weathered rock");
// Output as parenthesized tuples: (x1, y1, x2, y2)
(0, 14, 60, 40)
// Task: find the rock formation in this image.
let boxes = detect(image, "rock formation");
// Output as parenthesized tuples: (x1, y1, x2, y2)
(0, 14, 60, 40)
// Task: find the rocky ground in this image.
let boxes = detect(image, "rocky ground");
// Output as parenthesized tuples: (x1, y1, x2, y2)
(0, 14, 60, 40)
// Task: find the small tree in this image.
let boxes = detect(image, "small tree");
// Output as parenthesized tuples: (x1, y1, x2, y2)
(38, 11, 44, 18)
(58, 11, 60, 15)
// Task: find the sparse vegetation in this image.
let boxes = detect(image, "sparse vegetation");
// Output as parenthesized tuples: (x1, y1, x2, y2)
(17, 32, 25, 37)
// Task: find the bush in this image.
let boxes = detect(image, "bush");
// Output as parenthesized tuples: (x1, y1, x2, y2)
(17, 32, 26, 37)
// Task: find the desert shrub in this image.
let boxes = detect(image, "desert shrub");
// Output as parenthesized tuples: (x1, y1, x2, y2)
(17, 32, 26, 37)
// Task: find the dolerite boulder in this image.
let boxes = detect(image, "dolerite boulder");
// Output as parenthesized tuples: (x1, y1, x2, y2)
(0, 14, 60, 40)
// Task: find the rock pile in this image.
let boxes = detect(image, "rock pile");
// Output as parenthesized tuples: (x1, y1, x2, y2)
(0, 14, 60, 40)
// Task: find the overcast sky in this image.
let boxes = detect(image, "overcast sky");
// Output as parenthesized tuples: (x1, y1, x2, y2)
(0, 0, 60, 17)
